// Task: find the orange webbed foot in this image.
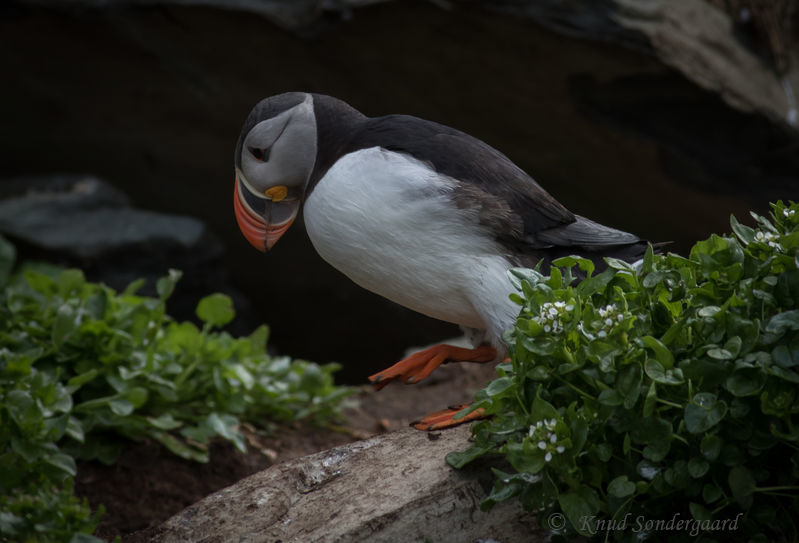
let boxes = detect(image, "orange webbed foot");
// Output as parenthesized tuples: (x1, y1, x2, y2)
(368, 344, 496, 391)
(411, 404, 488, 431)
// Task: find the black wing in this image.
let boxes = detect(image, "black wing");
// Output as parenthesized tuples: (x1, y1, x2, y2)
(344, 113, 648, 268)
(352, 114, 576, 242)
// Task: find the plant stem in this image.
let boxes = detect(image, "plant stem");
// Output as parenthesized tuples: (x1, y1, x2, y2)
(551, 373, 594, 401)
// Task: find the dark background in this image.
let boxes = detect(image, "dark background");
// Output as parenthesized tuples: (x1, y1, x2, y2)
(1, 1, 796, 382)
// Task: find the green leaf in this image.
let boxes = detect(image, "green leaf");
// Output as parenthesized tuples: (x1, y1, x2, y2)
(558, 485, 600, 536)
(641, 336, 674, 369)
(122, 277, 146, 295)
(196, 293, 235, 327)
(730, 214, 755, 244)
(689, 502, 713, 522)
(156, 268, 182, 300)
(248, 324, 270, 352)
(576, 268, 614, 297)
(702, 483, 722, 503)
(485, 376, 513, 397)
(688, 457, 709, 478)
(505, 442, 546, 474)
(86, 291, 108, 320)
(643, 382, 657, 417)
(67, 369, 99, 390)
(509, 267, 545, 286)
(446, 443, 494, 469)
(52, 303, 78, 347)
(728, 465, 755, 509)
(685, 393, 727, 434)
(595, 443, 612, 462)
(644, 358, 684, 385)
(147, 413, 182, 430)
(57, 268, 85, 296)
(151, 431, 208, 463)
(617, 363, 642, 409)
(631, 415, 672, 444)
(43, 452, 77, 477)
(109, 398, 134, 416)
(700, 434, 722, 461)
(126, 387, 149, 408)
(608, 475, 636, 498)
(772, 343, 799, 368)
(698, 305, 722, 318)
(0, 235, 16, 287)
(598, 389, 623, 406)
(725, 368, 766, 397)
(707, 347, 734, 360)
(765, 310, 799, 335)
(552, 256, 595, 277)
(65, 416, 85, 443)
(206, 413, 246, 453)
(6, 390, 41, 432)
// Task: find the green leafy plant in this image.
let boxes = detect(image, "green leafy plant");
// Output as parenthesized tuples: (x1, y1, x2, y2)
(448, 201, 799, 541)
(0, 237, 351, 542)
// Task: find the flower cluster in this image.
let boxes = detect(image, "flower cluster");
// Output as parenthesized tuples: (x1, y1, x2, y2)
(534, 301, 574, 334)
(784, 208, 796, 219)
(595, 303, 625, 338)
(528, 418, 566, 463)
(754, 230, 782, 250)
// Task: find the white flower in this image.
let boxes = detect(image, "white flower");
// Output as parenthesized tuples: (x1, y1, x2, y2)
(535, 301, 575, 335)
(529, 417, 569, 462)
(591, 303, 630, 338)
(755, 231, 784, 250)
(784, 208, 795, 218)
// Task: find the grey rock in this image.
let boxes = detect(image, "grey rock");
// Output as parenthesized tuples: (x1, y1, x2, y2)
(0, 176, 207, 258)
(133, 426, 544, 543)
(0, 175, 257, 336)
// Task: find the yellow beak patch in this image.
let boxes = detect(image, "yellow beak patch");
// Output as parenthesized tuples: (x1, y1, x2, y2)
(264, 185, 288, 202)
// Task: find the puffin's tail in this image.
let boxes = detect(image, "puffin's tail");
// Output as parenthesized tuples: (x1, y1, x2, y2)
(525, 215, 668, 276)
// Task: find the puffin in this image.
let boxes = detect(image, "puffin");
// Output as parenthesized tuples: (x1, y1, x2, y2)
(233, 92, 649, 430)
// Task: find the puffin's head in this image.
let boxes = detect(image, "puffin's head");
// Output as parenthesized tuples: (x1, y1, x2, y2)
(233, 92, 317, 252)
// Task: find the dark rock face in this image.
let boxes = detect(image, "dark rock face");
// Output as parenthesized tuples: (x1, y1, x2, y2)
(0, 176, 257, 337)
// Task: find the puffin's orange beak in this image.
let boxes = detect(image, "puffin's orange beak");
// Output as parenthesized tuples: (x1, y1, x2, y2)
(233, 175, 298, 252)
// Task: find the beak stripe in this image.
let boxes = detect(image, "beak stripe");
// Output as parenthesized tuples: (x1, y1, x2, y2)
(238, 176, 267, 217)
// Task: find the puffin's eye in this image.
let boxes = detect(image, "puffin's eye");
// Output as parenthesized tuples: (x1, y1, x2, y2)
(248, 146, 270, 162)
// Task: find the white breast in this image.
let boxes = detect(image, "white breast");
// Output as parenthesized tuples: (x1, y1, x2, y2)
(303, 147, 519, 346)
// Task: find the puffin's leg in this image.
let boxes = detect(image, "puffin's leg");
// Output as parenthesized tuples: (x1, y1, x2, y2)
(368, 344, 497, 391)
(411, 404, 488, 431)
